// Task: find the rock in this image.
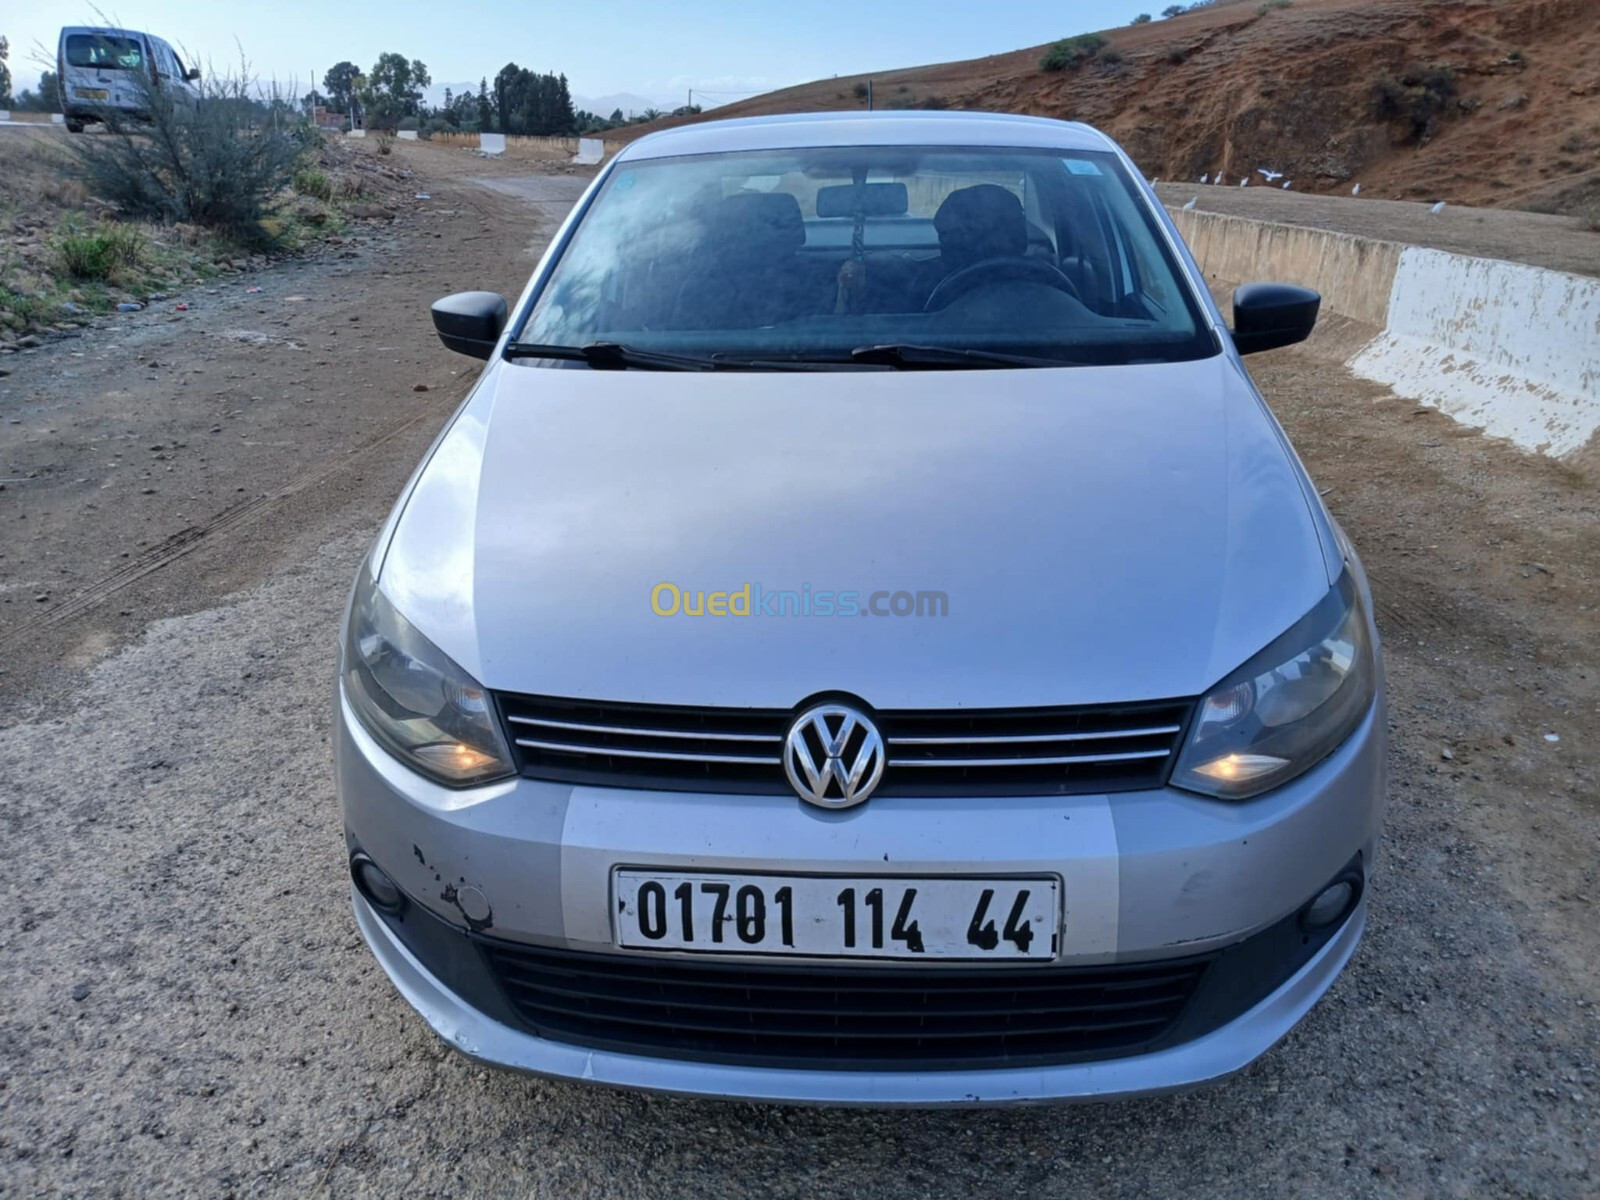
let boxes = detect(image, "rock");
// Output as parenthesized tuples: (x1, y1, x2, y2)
(1497, 94, 1528, 111)
(17, 334, 42, 349)
(71, 983, 92, 1002)
(1440, 748, 1454, 761)
(412, 383, 429, 392)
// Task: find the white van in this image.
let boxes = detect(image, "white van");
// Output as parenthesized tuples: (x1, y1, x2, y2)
(57, 26, 200, 132)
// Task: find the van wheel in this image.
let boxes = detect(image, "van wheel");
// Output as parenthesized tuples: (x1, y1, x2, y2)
(66, 121, 86, 133)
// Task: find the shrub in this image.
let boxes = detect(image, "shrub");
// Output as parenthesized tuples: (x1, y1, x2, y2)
(1101, 48, 1125, 66)
(852, 82, 868, 99)
(396, 115, 419, 132)
(1259, 0, 1292, 10)
(1041, 34, 1108, 72)
(919, 94, 949, 110)
(1162, 4, 1185, 16)
(374, 132, 396, 156)
(1132, 12, 1153, 22)
(53, 222, 145, 282)
(1578, 202, 1600, 233)
(292, 167, 333, 201)
(65, 68, 307, 244)
(1373, 65, 1458, 144)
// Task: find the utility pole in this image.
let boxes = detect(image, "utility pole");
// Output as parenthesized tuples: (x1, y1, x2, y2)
(866, 79, 873, 110)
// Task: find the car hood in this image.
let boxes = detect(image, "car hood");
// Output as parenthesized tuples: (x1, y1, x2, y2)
(378, 357, 1333, 709)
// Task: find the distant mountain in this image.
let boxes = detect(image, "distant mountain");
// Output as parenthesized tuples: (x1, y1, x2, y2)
(420, 83, 672, 119)
(572, 92, 665, 119)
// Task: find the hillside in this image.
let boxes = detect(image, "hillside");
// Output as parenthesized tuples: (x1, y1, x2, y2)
(622, 0, 1600, 216)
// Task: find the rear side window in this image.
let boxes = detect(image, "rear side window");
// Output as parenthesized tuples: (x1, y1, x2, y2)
(65, 34, 145, 71)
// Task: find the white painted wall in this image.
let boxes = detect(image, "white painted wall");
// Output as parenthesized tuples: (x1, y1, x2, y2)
(575, 137, 603, 165)
(396, 129, 419, 141)
(1350, 249, 1600, 457)
(479, 132, 506, 156)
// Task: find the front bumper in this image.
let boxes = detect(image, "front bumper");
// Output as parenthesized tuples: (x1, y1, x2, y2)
(335, 688, 1386, 1104)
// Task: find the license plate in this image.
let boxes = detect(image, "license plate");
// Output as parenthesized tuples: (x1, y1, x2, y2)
(76, 88, 110, 100)
(614, 870, 1059, 961)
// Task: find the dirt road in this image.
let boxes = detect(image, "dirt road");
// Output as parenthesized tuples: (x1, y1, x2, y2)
(0, 145, 1596, 1198)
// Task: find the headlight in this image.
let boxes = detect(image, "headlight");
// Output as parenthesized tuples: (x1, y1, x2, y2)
(342, 563, 514, 787)
(1173, 573, 1376, 800)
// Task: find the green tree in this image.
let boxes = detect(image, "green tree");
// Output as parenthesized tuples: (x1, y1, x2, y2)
(364, 52, 430, 125)
(322, 60, 361, 115)
(477, 77, 493, 131)
(1132, 12, 1153, 22)
(1162, 4, 1185, 15)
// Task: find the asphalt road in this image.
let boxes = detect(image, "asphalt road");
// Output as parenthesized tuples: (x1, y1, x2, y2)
(1, 153, 1596, 1198)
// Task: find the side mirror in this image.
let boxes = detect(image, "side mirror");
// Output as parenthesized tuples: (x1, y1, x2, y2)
(186, 68, 201, 82)
(431, 291, 507, 359)
(1231, 283, 1321, 356)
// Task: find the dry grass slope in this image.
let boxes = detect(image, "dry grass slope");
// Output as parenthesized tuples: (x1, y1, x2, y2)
(622, 0, 1600, 216)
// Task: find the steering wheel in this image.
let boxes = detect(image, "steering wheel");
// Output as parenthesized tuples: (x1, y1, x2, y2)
(925, 256, 1081, 312)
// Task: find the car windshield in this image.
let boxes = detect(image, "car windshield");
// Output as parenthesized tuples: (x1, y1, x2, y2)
(65, 34, 145, 70)
(517, 144, 1216, 367)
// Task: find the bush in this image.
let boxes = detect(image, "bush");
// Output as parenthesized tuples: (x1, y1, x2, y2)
(396, 115, 419, 131)
(1162, 4, 1185, 16)
(1041, 34, 1108, 72)
(65, 68, 307, 244)
(1101, 48, 1125, 66)
(852, 82, 868, 99)
(53, 222, 146, 281)
(1132, 12, 1153, 22)
(1374, 65, 1458, 144)
(292, 167, 333, 201)
(374, 132, 395, 156)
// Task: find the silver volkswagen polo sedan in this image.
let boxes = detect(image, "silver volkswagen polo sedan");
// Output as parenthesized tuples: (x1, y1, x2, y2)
(335, 111, 1386, 1105)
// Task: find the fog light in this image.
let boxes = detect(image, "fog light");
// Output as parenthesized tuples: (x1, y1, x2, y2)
(1302, 879, 1356, 930)
(351, 853, 405, 914)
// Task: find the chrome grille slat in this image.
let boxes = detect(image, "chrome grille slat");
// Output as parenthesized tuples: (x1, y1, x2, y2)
(496, 693, 1193, 796)
(892, 749, 1173, 768)
(890, 725, 1181, 746)
(513, 738, 778, 766)
(506, 714, 782, 744)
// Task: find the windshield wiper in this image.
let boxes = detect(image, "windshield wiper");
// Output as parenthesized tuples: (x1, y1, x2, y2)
(503, 341, 721, 371)
(849, 344, 1083, 369)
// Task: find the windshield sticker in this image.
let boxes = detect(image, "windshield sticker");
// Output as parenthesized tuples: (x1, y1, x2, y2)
(1063, 158, 1104, 176)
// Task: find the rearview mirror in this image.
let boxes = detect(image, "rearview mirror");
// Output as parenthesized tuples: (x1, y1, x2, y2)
(815, 182, 910, 218)
(1231, 283, 1320, 355)
(431, 291, 507, 359)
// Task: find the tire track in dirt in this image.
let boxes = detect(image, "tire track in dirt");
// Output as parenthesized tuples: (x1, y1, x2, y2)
(0, 391, 461, 649)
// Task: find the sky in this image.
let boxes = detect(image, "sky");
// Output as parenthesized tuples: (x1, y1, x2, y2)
(8, 1, 1161, 110)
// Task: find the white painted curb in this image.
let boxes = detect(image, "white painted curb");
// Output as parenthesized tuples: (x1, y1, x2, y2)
(1351, 250, 1600, 457)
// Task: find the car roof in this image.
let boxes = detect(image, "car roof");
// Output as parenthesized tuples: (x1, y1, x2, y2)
(617, 111, 1119, 162)
(60, 26, 148, 39)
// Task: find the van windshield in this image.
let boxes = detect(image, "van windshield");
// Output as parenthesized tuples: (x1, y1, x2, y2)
(517, 145, 1217, 367)
(65, 34, 145, 71)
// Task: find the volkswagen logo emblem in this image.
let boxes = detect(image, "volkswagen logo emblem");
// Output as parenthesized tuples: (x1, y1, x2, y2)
(783, 704, 886, 809)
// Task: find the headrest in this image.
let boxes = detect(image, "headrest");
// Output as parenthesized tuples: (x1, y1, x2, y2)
(933, 184, 1027, 261)
(712, 191, 805, 254)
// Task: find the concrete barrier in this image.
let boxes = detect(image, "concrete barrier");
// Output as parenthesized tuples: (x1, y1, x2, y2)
(1350, 250, 1600, 457)
(0, 111, 10, 122)
(51, 113, 65, 125)
(346, 128, 365, 138)
(397, 129, 419, 141)
(1169, 209, 1400, 327)
(575, 137, 603, 165)
(1168, 206, 1600, 459)
(479, 132, 506, 156)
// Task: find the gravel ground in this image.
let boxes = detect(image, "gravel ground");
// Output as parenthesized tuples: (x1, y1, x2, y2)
(1, 155, 1597, 1198)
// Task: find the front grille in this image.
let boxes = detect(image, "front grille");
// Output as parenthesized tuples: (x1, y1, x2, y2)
(479, 941, 1213, 1069)
(496, 693, 1191, 796)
